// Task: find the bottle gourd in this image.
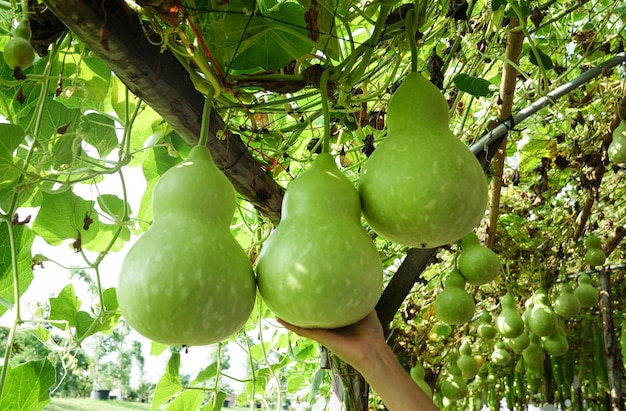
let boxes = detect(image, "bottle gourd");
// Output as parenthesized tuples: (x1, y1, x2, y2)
(118, 145, 256, 346)
(256, 153, 383, 328)
(358, 72, 488, 248)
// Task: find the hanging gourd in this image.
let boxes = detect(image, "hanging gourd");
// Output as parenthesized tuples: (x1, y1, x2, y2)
(410, 359, 433, 398)
(541, 325, 569, 357)
(358, 72, 488, 248)
(496, 292, 525, 339)
(523, 333, 546, 372)
(491, 341, 512, 366)
(434, 269, 475, 325)
(574, 273, 599, 308)
(504, 330, 530, 354)
(584, 233, 606, 267)
(457, 232, 501, 285)
(457, 341, 480, 380)
(477, 310, 497, 341)
(440, 363, 469, 401)
(3, 19, 36, 73)
(553, 282, 581, 319)
(527, 289, 559, 337)
(608, 120, 626, 164)
(118, 145, 256, 346)
(256, 153, 383, 328)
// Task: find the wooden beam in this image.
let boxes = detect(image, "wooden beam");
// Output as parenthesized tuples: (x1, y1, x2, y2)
(43, 0, 284, 224)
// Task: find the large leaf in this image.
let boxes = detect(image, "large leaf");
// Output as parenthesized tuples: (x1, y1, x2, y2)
(48, 284, 82, 330)
(0, 224, 34, 318)
(0, 123, 25, 192)
(165, 390, 205, 411)
(152, 352, 183, 410)
(203, 0, 312, 72)
(32, 189, 100, 247)
(77, 112, 119, 157)
(0, 359, 56, 411)
(453, 74, 495, 98)
(55, 54, 112, 111)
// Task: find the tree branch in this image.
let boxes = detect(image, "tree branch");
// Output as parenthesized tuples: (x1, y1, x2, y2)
(486, 18, 525, 248)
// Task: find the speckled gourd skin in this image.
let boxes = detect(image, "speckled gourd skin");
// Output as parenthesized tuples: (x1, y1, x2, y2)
(256, 153, 383, 328)
(358, 72, 488, 248)
(118, 146, 256, 346)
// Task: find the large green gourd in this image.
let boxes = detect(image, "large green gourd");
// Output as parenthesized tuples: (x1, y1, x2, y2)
(358, 72, 488, 248)
(118, 146, 256, 346)
(256, 153, 383, 328)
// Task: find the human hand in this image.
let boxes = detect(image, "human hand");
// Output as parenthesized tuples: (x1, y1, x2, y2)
(277, 310, 385, 376)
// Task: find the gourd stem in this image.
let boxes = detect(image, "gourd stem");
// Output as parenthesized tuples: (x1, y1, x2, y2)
(198, 89, 214, 148)
(320, 69, 331, 154)
(406, 9, 418, 73)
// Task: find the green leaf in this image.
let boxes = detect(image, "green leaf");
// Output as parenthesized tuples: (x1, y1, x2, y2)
(190, 362, 218, 386)
(48, 284, 82, 330)
(150, 341, 170, 356)
(50, 133, 79, 169)
(0, 359, 56, 411)
(82, 222, 130, 253)
(78, 112, 119, 157)
(29, 325, 51, 345)
(287, 373, 306, 393)
(453, 74, 495, 98)
(32, 189, 100, 247)
(0, 224, 34, 318)
(55, 55, 112, 110)
(103, 287, 119, 311)
(202, 391, 227, 411)
(0, 123, 25, 190)
(164, 390, 205, 411)
(97, 194, 130, 221)
(204, 0, 312, 72)
(491, 0, 506, 11)
(75, 309, 121, 340)
(528, 47, 554, 70)
(152, 353, 183, 410)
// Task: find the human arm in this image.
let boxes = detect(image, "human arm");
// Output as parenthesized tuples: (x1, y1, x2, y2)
(277, 311, 439, 411)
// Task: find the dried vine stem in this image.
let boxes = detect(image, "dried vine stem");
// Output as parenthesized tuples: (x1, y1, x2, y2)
(485, 18, 525, 248)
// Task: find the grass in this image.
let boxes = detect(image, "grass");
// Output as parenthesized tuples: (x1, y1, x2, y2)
(45, 398, 152, 411)
(44, 397, 248, 411)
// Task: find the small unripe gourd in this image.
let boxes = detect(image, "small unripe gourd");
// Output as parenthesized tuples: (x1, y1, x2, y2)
(541, 327, 569, 357)
(553, 282, 581, 319)
(434, 269, 475, 325)
(574, 273, 599, 308)
(410, 360, 433, 398)
(477, 311, 497, 340)
(457, 232, 501, 285)
(522, 333, 546, 372)
(118, 145, 256, 346)
(608, 120, 626, 164)
(440, 363, 468, 401)
(584, 233, 606, 266)
(457, 342, 480, 380)
(257, 153, 383, 328)
(504, 330, 530, 354)
(491, 341, 512, 366)
(496, 292, 524, 339)
(3, 37, 35, 70)
(527, 289, 559, 337)
(15, 19, 32, 41)
(358, 72, 488, 248)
